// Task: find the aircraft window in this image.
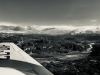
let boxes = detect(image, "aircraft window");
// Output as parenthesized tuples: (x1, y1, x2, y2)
(0, 45, 10, 50)
(5, 56, 10, 60)
(0, 50, 4, 52)
(7, 48, 10, 50)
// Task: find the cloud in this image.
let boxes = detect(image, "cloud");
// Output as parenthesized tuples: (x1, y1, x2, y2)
(0, 22, 17, 26)
(90, 19, 97, 23)
(0, 24, 100, 35)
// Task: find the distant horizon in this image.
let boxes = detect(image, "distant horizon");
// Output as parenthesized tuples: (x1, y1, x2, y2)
(0, 24, 100, 35)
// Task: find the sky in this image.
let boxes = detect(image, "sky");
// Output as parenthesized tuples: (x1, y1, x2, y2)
(0, 0, 100, 26)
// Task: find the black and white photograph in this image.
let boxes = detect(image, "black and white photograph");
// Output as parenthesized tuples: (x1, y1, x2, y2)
(0, 0, 100, 75)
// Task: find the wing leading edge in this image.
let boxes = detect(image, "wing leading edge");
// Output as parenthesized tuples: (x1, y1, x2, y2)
(0, 42, 53, 75)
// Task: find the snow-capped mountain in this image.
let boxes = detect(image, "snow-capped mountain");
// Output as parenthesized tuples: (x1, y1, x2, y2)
(0, 24, 100, 35)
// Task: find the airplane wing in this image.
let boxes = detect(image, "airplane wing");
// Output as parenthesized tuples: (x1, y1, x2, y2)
(0, 42, 53, 75)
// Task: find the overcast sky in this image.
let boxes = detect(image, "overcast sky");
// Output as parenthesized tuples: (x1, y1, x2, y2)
(0, 0, 100, 26)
